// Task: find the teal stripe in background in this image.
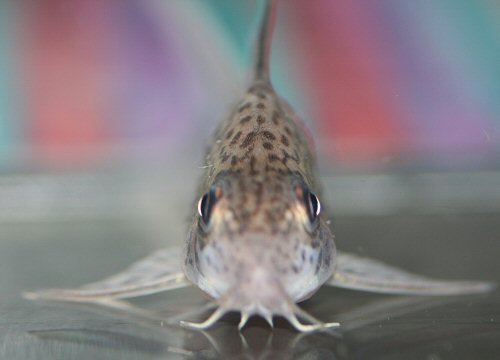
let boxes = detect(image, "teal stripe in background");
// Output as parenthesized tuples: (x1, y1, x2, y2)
(440, 0, 500, 118)
(0, 1, 18, 166)
(207, 0, 253, 69)
(204, 0, 306, 122)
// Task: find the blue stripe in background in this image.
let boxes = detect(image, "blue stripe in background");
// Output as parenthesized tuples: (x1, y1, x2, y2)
(445, 1, 500, 118)
(208, 0, 253, 66)
(0, 1, 17, 167)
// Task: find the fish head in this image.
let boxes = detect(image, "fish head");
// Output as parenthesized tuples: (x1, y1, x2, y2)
(184, 171, 336, 321)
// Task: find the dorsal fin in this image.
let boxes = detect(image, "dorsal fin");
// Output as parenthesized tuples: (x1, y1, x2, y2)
(253, 0, 278, 84)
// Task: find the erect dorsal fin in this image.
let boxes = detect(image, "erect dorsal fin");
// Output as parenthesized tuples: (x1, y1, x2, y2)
(253, 0, 278, 84)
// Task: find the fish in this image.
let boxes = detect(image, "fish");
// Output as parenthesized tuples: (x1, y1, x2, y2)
(24, 0, 494, 333)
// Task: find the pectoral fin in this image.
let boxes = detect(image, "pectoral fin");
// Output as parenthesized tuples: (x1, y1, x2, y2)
(328, 252, 494, 296)
(24, 246, 190, 302)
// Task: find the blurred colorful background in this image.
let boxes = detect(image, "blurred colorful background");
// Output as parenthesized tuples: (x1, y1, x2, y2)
(1, 0, 499, 170)
(2, 3, 500, 357)
(1, 0, 500, 226)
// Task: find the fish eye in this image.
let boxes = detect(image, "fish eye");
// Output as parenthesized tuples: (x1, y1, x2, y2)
(307, 191, 321, 223)
(296, 185, 321, 230)
(197, 186, 222, 229)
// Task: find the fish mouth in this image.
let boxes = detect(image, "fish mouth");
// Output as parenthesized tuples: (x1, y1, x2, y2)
(179, 273, 339, 333)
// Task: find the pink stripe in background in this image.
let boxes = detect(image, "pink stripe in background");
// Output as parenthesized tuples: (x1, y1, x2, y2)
(24, 0, 108, 165)
(289, 0, 407, 162)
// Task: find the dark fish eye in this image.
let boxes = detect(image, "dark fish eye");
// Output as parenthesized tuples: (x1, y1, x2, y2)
(296, 185, 321, 228)
(307, 191, 321, 223)
(197, 186, 221, 228)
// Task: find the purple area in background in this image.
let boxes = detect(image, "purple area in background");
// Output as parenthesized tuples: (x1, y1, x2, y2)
(96, 0, 200, 147)
(377, 1, 493, 157)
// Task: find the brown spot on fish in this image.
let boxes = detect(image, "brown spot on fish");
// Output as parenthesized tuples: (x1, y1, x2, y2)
(262, 131, 276, 141)
(231, 155, 238, 166)
(257, 103, 266, 110)
(280, 134, 289, 147)
(240, 131, 257, 148)
(250, 155, 258, 175)
(230, 131, 242, 145)
(240, 115, 252, 124)
(248, 84, 265, 94)
(268, 153, 279, 162)
(272, 111, 280, 125)
(263, 142, 274, 150)
(284, 126, 292, 136)
(257, 115, 266, 125)
(225, 129, 234, 140)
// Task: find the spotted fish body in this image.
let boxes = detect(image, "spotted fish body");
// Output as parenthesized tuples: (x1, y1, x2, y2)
(181, 1, 339, 329)
(25, 0, 494, 333)
(184, 80, 336, 316)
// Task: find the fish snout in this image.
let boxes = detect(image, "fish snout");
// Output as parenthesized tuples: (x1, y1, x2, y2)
(223, 266, 291, 317)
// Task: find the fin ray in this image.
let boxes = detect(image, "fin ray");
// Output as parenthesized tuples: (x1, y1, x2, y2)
(328, 252, 494, 296)
(25, 246, 190, 301)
